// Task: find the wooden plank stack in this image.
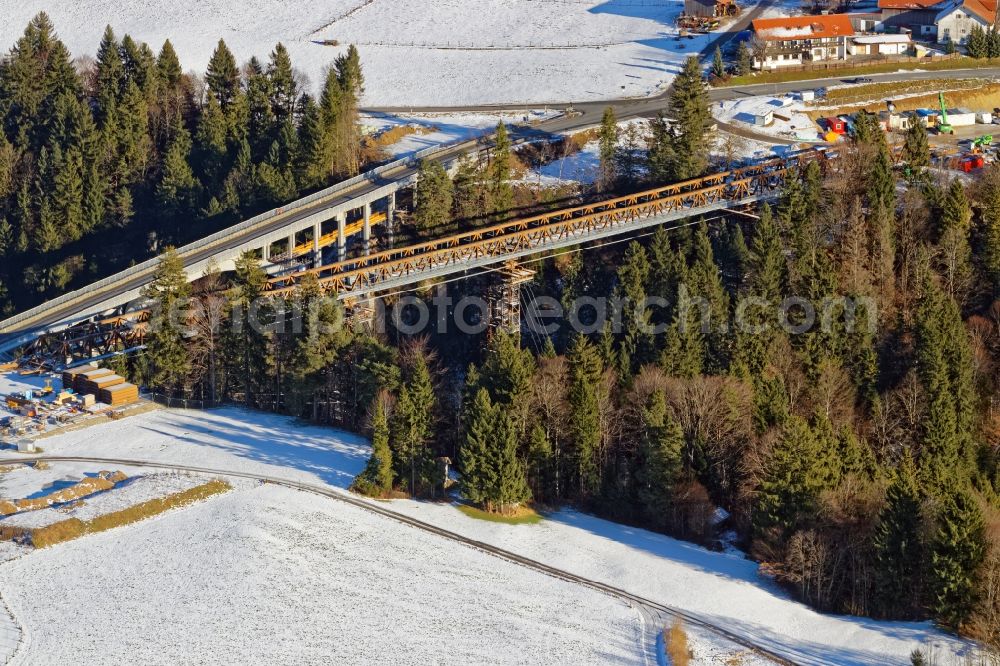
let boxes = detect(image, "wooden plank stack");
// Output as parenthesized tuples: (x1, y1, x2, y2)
(61, 367, 140, 407)
(77, 373, 125, 398)
(99, 383, 139, 407)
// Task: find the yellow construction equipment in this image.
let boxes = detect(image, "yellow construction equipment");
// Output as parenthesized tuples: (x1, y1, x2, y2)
(289, 211, 388, 258)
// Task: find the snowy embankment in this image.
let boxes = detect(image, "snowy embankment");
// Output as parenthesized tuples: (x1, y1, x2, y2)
(363, 110, 558, 159)
(714, 97, 823, 142)
(0, 483, 643, 665)
(0, 0, 702, 106)
(1, 392, 974, 665)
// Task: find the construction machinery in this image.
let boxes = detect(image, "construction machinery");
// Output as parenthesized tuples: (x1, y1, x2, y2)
(972, 135, 994, 153)
(938, 92, 954, 135)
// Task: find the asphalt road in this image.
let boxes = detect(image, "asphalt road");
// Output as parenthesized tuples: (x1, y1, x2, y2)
(0, 454, 795, 666)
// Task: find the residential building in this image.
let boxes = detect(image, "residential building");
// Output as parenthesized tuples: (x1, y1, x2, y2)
(849, 33, 914, 54)
(750, 15, 855, 68)
(934, 0, 996, 44)
(874, 0, 995, 43)
(877, 0, 941, 37)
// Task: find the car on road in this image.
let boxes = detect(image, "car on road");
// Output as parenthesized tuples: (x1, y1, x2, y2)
(846, 77, 874, 84)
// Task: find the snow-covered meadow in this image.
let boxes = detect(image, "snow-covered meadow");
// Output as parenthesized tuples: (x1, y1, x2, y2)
(0, 0, 706, 106)
(0, 483, 644, 664)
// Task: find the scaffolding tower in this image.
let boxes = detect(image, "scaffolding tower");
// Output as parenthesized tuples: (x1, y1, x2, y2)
(487, 262, 536, 337)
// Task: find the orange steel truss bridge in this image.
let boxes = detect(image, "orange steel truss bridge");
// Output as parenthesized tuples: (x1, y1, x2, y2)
(265, 148, 833, 301)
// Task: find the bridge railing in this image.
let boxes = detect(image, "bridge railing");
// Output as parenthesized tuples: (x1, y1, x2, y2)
(0, 140, 473, 335)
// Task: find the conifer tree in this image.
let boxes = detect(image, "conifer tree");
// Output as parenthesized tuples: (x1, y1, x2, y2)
(205, 39, 240, 110)
(392, 352, 437, 496)
(494, 405, 531, 512)
(735, 41, 752, 76)
(414, 159, 453, 234)
(687, 221, 730, 367)
(225, 251, 271, 405)
(617, 241, 655, 372)
(195, 94, 229, 188)
(749, 203, 785, 302)
(94, 26, 125, 126)
(646, 113, 673, 184)
(156, 39, 183, 89)
(968, 25, 988, 57)
(636, 389, 684, 528)
(711, 46, 725, 79)
(598, 107, 618, 192)
(754, 415, 839, 537)
(461, 387, 498, 507)
(267, 44, 297, 124)
(930, 487, 987, 629)
(121, 35, 157, 97)
(874, 452, 925, 618)
(461, 386, 530, 512)
(661, 284, 705, 379)
(567, 334, 603, 497)
(295, 94, 325, 187)
(853, 112, 881, 145)
(936, 180, 973, 301)
(916, 273, 976, 486)
(981, 173, 1000, 296)
(489, 122, 514, 215)
(354, 396, 394, 496)
(333, 45, 364, 177)
(666, 56, 711, 181)
(156, 120, 199, 219)
(142, 248, 192, 392)
(902, 118, 930, 172)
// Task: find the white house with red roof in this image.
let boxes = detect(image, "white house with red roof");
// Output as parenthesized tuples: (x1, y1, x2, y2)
(750, 14, 856, 68)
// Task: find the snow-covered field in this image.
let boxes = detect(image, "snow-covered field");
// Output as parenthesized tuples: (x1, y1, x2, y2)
(1, 0, 709, 106)
(0, 371, 982, 664)
(0, 483, 644, 664)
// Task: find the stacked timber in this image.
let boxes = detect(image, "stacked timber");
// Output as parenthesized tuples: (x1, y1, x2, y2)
(77, 373, 125, 397)
(62, 367, 102, 389)
(98, 382, 138, 407)
(68, 368, 113, 392)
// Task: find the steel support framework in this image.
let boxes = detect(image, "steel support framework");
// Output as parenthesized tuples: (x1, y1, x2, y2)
(487, 263, 537, 337)
(16, 312, 148, 368)
(265, 148, 832, 300)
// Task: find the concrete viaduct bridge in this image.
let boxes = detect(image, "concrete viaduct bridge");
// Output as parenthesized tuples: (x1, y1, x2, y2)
(0, 136, 490, 355)
(0, 145, 834, 362)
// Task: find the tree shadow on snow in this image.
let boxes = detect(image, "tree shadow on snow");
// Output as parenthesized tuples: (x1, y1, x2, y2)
(135, 407, 370, 488)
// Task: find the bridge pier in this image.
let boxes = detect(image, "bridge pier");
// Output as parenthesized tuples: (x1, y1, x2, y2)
(363, 203, 372, 255)
(386, 191, 396, 247)
(312, 222, 322, 267)
(336, 213, 347, 263)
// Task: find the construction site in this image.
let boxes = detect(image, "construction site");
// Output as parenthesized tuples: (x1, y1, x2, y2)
(0, 364, 144, 445)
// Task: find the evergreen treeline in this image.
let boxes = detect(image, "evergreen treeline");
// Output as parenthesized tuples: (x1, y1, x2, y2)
(0, 13, 368, 314)
(966, 25, 1000, 58)
(129, 55, 999, 644)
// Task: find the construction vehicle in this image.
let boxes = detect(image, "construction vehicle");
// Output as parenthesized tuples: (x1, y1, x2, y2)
(938, 92, 954, 135)
(972, 135, 994, 153)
